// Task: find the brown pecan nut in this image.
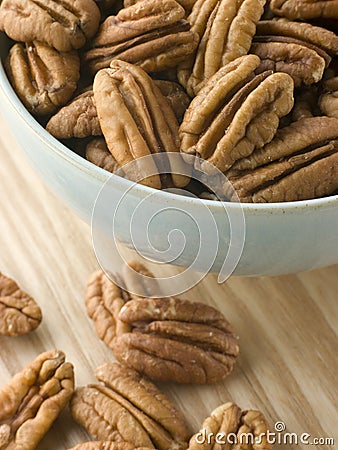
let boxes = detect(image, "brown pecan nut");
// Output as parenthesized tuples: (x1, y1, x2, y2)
(85, 262, 160, 349)
(6, 42, 80, 116)
(46, 89, 101, 139)
(0, 350, 74, 450)
(230, 116, 338, 172)
(180, 55, 294, 174)
(251, 37, 329, 86)
(228, 140, 338, 202)
(154, 80, 190, 123)
(112, 296, 239, 384)
(319, 76, 338, 118)
(188, 402, 271, 450)
(70, 443, 153, 450)
(177, 0, 267, 96)
(270, 0, 338, 20)
(84, 0, 199, 74)
(93, 60, 189, 189)
(0, 0, 101, 52)
(0, 272, 42, 337)
(86, 138, 121, 173)
(256, 19, 338, 55)
(70, 363, 190, 450)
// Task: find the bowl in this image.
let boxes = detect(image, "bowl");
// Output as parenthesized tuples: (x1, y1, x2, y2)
(1, 36, 338, 277)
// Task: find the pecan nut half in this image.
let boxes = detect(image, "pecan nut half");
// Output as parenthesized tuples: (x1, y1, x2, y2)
(226, 116, 338, 202)
(94, 60, 189, 189)
(46, 89, 101, 139)
(112, 296, 239, 384)
(6, 42, 80, 116)
(0, 273, 42, 336)
(85, 262, 160, 349)
(251, 36, 329, 86)
(270, 0, 338, 20)
(0, 350, 74, 450)
(84, 0, 199, 74)
(180, 55, 294, 174)
(70, 363, 190, 450)
(188, 402, 271, 450)
(177, 0, 267, 96)
(0, 0, 101, 52)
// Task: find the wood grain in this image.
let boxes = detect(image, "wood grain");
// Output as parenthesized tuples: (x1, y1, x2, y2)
(0, 116, 336, 450)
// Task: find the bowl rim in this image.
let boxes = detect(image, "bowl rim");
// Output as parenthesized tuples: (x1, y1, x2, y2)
(1, 57, 338, 213)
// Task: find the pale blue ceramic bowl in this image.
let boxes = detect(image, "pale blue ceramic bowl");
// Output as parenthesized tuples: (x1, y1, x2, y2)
(1, 36, 338, 276)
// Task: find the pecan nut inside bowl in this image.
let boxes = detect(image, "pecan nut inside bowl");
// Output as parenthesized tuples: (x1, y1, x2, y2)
(0, 34, 338, 276)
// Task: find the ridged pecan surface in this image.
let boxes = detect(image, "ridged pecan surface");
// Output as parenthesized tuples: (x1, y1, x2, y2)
(0, 0, 101, 52)
(112, 296, 239, 383)
(70, 443, 153, 450)
(86, 139, 121, 173)
(270, 0, 338, 20)
(93, 60, 189, 189)
(180, 55, 294, 174)
(6, 42, 80, 115)
(188, 402, 271, 450)
(0, 350, 74, 450)
(0, 273, 42, 337)
(46, 90, 101, 139)
(84, 0, 198, 74)
(70, 363, 190, 450)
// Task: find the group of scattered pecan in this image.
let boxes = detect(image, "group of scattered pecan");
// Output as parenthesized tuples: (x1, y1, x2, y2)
(1, 0, 338, 201)
(0, 264, 272, 450)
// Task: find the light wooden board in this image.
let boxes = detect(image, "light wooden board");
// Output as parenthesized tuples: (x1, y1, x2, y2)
(0, 116, 336, 450)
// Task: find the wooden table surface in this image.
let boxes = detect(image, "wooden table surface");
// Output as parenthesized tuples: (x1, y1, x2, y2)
(0, 116, 336, 450)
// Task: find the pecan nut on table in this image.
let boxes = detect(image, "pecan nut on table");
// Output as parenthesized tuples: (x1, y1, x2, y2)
(85, 265, 239, 384)
(70, 362, 190, 450)
(0, 350, 74, 450)
(0, 273, 42, 337)
(188, 402, 272, 450)
(1, 0, 338, 202)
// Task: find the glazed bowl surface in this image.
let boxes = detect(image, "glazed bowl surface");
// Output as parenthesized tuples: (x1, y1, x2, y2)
(1, 36, 338, 277)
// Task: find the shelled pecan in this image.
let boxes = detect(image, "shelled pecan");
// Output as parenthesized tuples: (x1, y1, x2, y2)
(0, 350, 74, 450)
(0, 273, 42, 337)
(46, 89, 101, 139)
(93, 60, 189, 189)
(226, 116, 338, 202)
(112, 296, 239, 383)
(84, 0, 199, 74)
(177, 0, 267, 96)
(270, 0, 338, 20)
(180, 55, 294, 174)
(251, 38, 329, 86)
(251, 19, 338, 86)
(70, 363, 190, 450)
(85, 262, 160, 349)
(188, 402, 271, 450)
(292, 87, 318, 121)
(0, 0, 101, 52)
(6, 42, 80, 116)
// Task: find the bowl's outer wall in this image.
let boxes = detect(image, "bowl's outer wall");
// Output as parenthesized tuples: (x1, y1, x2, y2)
(1, 38, 338, 276)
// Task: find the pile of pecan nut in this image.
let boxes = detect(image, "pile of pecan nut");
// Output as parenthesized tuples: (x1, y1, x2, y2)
(1, 0, 338, 202)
